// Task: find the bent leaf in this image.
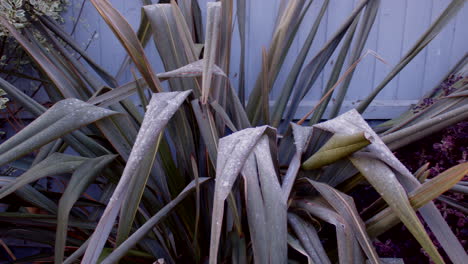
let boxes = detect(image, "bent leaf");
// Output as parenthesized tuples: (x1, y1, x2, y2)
(0, 99, 117, 167)
(158, 59, 226, 80)
(288, 213, 331, 264)
(315, 109, 467, 263)
(88, 60, 225, 108)
(307, 179, 380, 264)
(0, 154, 87, 200)
(350, 155, 444, 264)
(209, 126, 283, 264)
(366, 162, 468, 238)
(287, 234, 312, 264)
(296, 199, 356, 264)
(241, 136, 287, 264)
(55, 155, 116, 264)
(82, 91, 191, 264)
(0, 77, 111, 157)
(302, 132, 371, 170)
(0, 177, 58, 213)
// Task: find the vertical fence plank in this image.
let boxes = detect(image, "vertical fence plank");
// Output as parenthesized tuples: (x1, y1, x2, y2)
(422, 0, 457, 92)
(72, 0, 102, 67)
(97, 0, 126, 78)
(245, 0, 280, 96)
(396, 0, 433, 100)
(343, 0, 380, 101)
(270, 2, 302, 102)
(373, 0, 407, 101)
(301, 0, 329, 102)
(322, 0, 355, 99)
(449, 3, 468, 69)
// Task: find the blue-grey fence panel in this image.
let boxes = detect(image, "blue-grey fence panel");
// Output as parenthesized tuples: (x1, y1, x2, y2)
(61, 0, 467, 119)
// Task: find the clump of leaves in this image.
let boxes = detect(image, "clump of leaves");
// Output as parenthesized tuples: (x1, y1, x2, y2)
(0, 0, 67, 36)
(0, 0, 68, 100)
(398, 121, 468, 174)
(372, 120, 468, 263)
(361, 62, 468, 263)
(0, 0, 467, 263)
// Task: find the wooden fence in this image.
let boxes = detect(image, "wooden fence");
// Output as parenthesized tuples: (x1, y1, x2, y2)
(61, 0, 468, 118)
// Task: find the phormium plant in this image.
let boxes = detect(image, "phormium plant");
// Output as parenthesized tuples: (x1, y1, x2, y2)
(0, 0, 467, 263)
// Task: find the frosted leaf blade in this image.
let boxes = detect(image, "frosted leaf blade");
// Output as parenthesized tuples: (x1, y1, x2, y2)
(82, 91, 191, 264)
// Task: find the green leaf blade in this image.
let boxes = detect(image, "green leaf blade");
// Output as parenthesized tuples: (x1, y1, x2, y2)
(82, 91, 191, 264)
(55, 154, 116, 264)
